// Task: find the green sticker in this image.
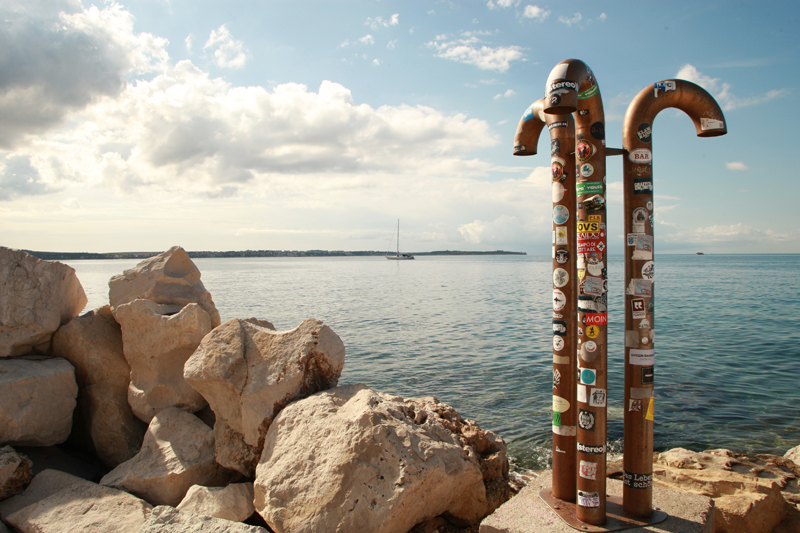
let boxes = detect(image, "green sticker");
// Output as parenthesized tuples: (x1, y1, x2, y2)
(576, 182, 604, 195)
(553, 411, 562, 427)
(578, 84, 599, 100)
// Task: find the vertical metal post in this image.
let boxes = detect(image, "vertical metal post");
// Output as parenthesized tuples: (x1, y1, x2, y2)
(544, 59, 608, 526)
(621, 79, 726, 517)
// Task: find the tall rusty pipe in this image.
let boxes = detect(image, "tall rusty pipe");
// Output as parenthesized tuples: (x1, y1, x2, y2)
(621, 80, 726, 517)
(544, 59, 608, 526)
(514, 100, 578, 502)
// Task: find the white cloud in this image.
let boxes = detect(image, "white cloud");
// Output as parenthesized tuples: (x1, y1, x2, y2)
(387, 39, 397, 50)
(359, 34, 375, 45)
(523, 5, 550, 21)
(372, 59, 381, 67)
(341, 34, 376, 48)
(427, 36, 525, 72)
(204, 25, 248, 69)
(667, 223, 800, 245)
(725, 162, 748, 171)
(494, 89, 516, 100)
(365, 14, 399, 30)
(558, 13, 583, 26)
(598, 13, 607, 21)
(676, 64, 788, 111)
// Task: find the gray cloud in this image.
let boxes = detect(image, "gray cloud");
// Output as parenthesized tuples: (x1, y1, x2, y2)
(0, 154, 55, 200)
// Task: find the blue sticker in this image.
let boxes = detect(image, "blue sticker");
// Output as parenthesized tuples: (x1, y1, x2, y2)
(553, 205, 569, 225)
(522, 106, 535, 122)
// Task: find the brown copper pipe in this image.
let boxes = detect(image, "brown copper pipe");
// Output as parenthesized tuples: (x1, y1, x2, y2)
(513, 100, 578, 501)
(544, 59, 608, 526)
(621, 79, 726, 517)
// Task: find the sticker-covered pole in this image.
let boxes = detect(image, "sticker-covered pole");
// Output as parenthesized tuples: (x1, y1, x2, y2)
(544, 59, 608, 526)
(621, 79, 726, 517)
(514, 100, 579, 501)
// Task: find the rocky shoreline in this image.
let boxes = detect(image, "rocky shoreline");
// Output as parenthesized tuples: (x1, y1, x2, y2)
(1, 245, 797, 532)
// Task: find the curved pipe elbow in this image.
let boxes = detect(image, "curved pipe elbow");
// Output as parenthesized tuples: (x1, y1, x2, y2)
(543, 59, 598, 115)
(513, 98, 546, 156)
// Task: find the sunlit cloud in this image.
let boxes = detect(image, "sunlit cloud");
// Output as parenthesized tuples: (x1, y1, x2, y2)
(558, 13, 582, 27)
(427, 35, 524, 72)
(676, 64, 789, 110)
(204, 25, 248, 69)
(522, 5, 550, 21)
(725, 162, 748, 171)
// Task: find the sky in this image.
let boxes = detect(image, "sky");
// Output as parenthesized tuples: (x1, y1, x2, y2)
(1, 0, 798, 255)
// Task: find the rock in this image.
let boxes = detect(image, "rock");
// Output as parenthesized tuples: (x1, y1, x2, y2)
(5, 480, 151, 533)
(0, 356, 78, 446)
(654, 448, 793, 533)
(0, 247, 87, 358)
(114, 300, 211, 422)
(785, 444, 800, 466)
(0, 469, 93, 519)
(109, 246, 220, 328)
(184, 318, 345, 476)
(176, 483, 255, 522)
(139, 505, 268, 533)
(254, 384, 504, 533)
(51, 305, 146, 467)
(0, 446, 32, 500)
(100, 408, 234, 507)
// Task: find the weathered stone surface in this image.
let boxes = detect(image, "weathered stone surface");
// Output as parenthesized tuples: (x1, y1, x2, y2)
(114, 300, 211, 422)
(654, 448, 794, 533)
(184, 318, 345, 476)
(51, 305, 146, 467)
(0, 356, 77, 446)
(139, 505, 267, 533)
(176, 483, 255, 522)
(100, 408, 233, 507)
(254, 384, 504, 533)
(785, 444, 800, 466)
(0, 446, 32, 501)
(109, 246, 220, 328)
(5, 480, 151, 533)
(0, 247, 87, 358)
(0, 469, 93, 519)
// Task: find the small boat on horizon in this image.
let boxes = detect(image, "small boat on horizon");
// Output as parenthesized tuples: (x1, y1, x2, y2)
(386, 219, 414, 260)
(696, 252, 704, 255)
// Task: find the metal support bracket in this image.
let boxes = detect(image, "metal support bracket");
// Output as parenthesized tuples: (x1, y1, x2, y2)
(539, 488, 668, 532)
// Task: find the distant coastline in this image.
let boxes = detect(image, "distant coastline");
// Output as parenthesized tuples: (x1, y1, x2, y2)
(22, 249, 527, 261)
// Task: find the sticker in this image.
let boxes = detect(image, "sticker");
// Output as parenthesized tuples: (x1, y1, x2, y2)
(578, 409, 596, 431)
(654, 80, 676, 97)
(637, 122, 652, 143)
(638, 318, 650, 329)
(553, 425, 576, 436)
(553, 354, 570, 364)
(633, 234, 653, 260)
(648, 300, 654, 314)
(553, 368, 561, 389)
(627, 233, 638, 246)
(548, 120, 568, 129)
(588, 214, 601, 222)
(552, 230, 555, 244)
(626, 279, 652, 297)
(586, 257, 603, 277)
(553, 205, 570, 225)
(549, 93, 561, 106)
(629, 399, 642, 412)
(641, 366, 654, 384)
(628, 148, 652, 164)
(553, 411, 561, 426)
(630, 387, 653, 400)
(590, 122, 605, 140)
(645, 397, 655, 420)
(584, 340, 597, 352)
(577, 442, 605, 454)
(553, 320, 567, 337)
(548, 79, 578, 94)
(552, 182, 566, 202)
(553, 268, 569, 288)
(580, 163, 594, 178)
(556, 446, 566, 454)
(553, 336, 565, 351)
(578, 108, 590, 116)
(577, 220, 601, 232)
(646, 201, 653, 211)
(585, 324, 600, 339)
(582, 195, 605, 214)
(580, 460, 598, 480)
(580, 368, 597, 386)
(552, 157, 566, 182)
(578, 294, 606, 313)
(555, 249, 569, 264)
(522, 105, 536, 122)
(576, 182, 604, 196)
(576, 140, 596, 162)
(700, 118, 725, 131)
(623, 472, 653, 489)
(577, 384, 587, 403)
(631, 299, 646, 319)
(551, 139, 560, 156)
(642, 261, 654, 280)
(581, 276, 604, 297)
(553, 395, 570, 413)
(555, 226, 568, 245)
(579, 84, 600, 100)
(553, 313, 563, 319)
(625, 330, 639, 347)
(633, 177, 653, 194)
(580, 342, 598, 363)
(553, 289, 566, 311)
(577, 234, 605, 255)
(589, 388, 606, 407)
(642, 336, 649, 345)
(584, 313, 607, 326)
(630, 349, 655, 366)
(632, 164, 651, 177)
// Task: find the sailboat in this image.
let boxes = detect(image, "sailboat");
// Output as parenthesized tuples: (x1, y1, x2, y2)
(386, 219, 414, 260)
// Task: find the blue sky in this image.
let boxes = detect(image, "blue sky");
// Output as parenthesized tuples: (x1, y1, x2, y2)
(1, 0, 798, 254)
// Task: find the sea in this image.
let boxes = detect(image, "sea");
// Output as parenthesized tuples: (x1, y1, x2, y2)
(65, 254, 800, 471)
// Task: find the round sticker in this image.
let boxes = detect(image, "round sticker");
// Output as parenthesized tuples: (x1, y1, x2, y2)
(646, 201, 653, 211)
(586, 325, 599, 339)
(553, 289, 566, 311)
(576, 140, 596, 162)
(552, 182, 565, 202)
(555, 249, 569, 264)
(642, 337, 649, 345)
(580, 163, 594, 178)
(587, 258, 603, 277)
(553, 205, 569, 225)
(585, 340, 597, 352)
(637, 122, 652, 144)
(553, 336, 565, 351)
(553, 268, 569, 288)
(553, 395, 570, 413)
(552, 157, 565, 182)
(642, 261, 654, 280)
(590, 122, 605, 140)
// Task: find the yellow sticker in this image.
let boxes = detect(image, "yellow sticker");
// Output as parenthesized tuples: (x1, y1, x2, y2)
(645, 397, 655, 421)
(577, 221, 601, 232)
(588, 214, 601, 222)
(586, 325, 600, 339)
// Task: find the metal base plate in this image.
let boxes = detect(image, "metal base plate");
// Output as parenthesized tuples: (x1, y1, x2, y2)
(539, 488, 668, 532)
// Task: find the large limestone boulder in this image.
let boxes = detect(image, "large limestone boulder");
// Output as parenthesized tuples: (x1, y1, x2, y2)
(51, 305, 146, 467)
(139, 505, 267, 533)
(0, 356, 77, 446)
(0, 469, 94, 519)
(109, 246, 220, 328)
(5, 480, 151, 533)
(654, 448, 796, 533)
(184, 318, 345, 476)
(0, 446, 32, 501)
(114, 300, 211, 422)
(176, 483, 255, 522)
(254, 384, 509, 533)
(785, 444, 800, 466)
(100, 408, 234, 507)
(0, 247, 87, 358)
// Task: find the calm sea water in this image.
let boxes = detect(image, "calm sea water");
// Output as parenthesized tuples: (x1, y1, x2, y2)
(66, 254, 800, 470)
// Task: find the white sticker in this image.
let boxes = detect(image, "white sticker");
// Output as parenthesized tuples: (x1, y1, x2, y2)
(577, 384, 587, 403)
(553, 425, 577, 436)
(630, 348, 655, 366)
(589, 388, 607, 407)
(553, 336, 565, 351)
(553, 289, 566, 311)
(555, 226, 568, 245)
(554, 354, 570, 364)
(700, 118, 724, 131)
(628, 148, 652, 164)
(642, 261, 654, 280)
(580, 460, 598, 480)
(553, 395, 570, 413)
(552, 181, 566, 202)
(553, 268, 569, 288)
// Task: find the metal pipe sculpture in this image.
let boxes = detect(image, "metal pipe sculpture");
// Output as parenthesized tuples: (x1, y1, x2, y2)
(514, 100, 579, 502)
(621, 80, 726, 517)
